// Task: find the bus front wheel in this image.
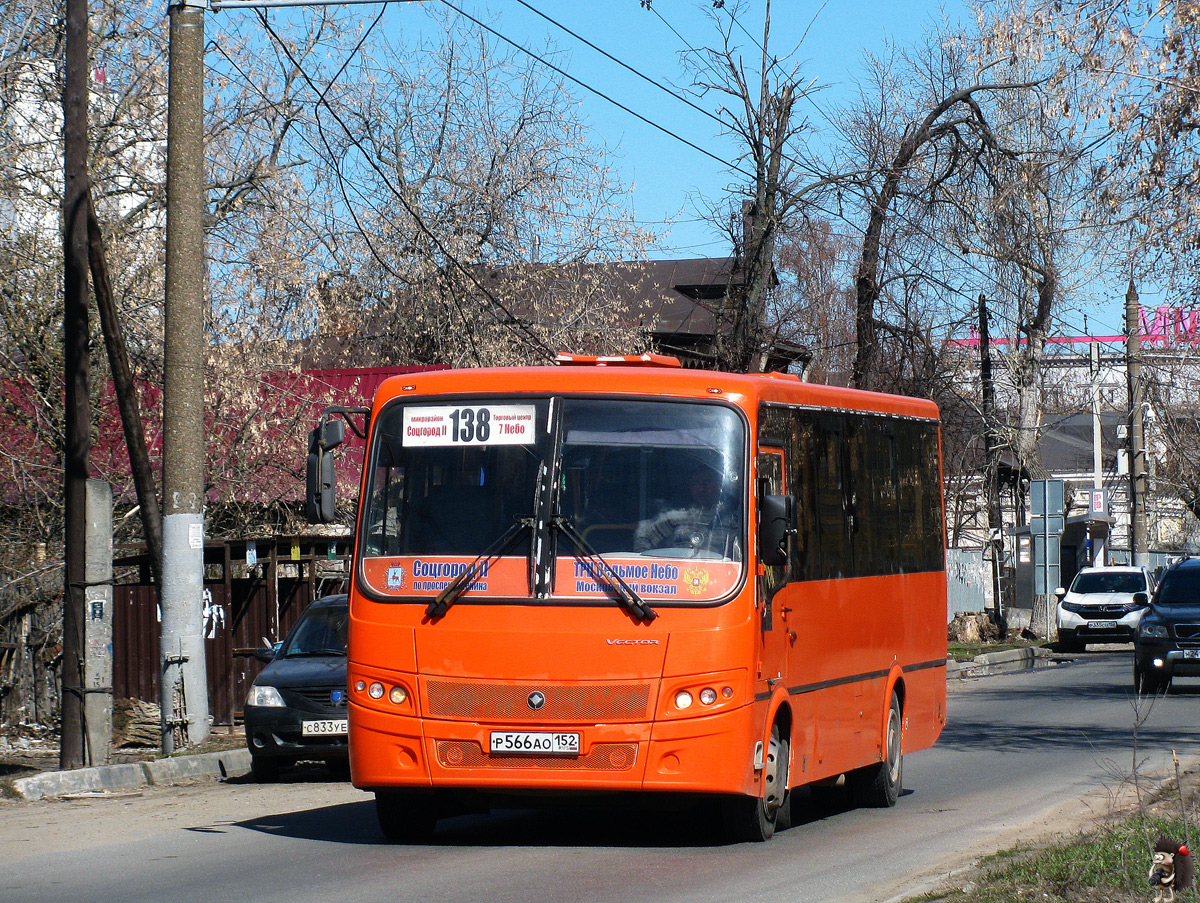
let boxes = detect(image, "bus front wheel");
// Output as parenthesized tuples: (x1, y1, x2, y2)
(375, 790, 439, 843)
(722, 722, 790, 842)
(849, 690, 903, 808)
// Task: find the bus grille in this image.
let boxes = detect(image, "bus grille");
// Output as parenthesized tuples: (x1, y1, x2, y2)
(425, 680, 652, 722)
(435, 741, 638, 771)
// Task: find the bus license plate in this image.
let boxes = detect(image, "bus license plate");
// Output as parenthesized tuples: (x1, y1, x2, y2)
(490, 731, 580, 756)
(302, 719, 349, 736)
(1089, 621, 1117, 630)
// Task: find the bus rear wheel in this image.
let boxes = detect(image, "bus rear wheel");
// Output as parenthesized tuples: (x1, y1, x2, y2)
(375, 790, 439, 843)
(722, 722, 789, 842)
(849, 690, 903, 808)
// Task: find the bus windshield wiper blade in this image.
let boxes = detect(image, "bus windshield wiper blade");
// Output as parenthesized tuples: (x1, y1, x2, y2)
(552, 516, 657, 623)
(426, 517, 533, 620)
(283, 649, 346, 658)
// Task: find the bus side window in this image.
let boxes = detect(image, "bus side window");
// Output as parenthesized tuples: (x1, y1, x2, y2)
(757, 452, 788, 597)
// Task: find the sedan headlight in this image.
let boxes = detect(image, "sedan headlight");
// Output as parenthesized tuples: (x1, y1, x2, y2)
(1140, 624, 1169, 639)
(247, 685, 286, 707)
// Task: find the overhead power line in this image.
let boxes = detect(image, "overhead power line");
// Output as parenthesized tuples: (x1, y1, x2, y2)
(437, 0, 753, 180)
(253, 8, 559, 361)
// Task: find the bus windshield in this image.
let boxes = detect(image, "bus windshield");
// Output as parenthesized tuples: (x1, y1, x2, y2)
(359, 397, 745, 603)
(559, 398, 744, 560)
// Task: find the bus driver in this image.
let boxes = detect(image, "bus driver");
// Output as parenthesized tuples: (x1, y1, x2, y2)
(633, 465, 737, 558)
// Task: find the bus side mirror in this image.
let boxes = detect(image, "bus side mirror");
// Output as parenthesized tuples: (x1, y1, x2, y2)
(306, 419, 345, 524)
(760, 494, 795, 568)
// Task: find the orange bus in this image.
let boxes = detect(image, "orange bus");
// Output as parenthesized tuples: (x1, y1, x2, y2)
(307, 354, 946, 842)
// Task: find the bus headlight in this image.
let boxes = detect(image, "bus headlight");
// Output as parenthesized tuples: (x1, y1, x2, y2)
(662, 670, 746, 718)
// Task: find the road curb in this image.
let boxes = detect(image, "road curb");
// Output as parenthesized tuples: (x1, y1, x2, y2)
(10, 748, 251, 801)
(947, 646, 1054, 679)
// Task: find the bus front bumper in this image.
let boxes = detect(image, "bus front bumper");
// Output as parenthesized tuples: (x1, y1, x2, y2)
(349, 701, 761, 797)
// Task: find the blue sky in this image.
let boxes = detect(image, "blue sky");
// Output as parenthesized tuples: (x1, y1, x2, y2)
(227, 0, 1149, 338)
(346, 0, 971, 257)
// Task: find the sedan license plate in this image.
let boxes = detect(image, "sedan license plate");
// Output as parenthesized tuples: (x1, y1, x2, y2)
(1184, 649, 1200, 660)
(490, 731, 580, 756)
(301, 719, 348, 736)
(1089, 621, 1117, 630)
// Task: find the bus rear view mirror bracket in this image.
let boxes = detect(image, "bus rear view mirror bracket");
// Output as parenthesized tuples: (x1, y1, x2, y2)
(306, 406, 369, 524)
(760, 494, 796, 568)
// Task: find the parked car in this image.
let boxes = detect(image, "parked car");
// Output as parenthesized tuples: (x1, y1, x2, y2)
(1134, 557, 1200, 694)
(244, 594, 349, 781)
(1054, 565, 1155, 651)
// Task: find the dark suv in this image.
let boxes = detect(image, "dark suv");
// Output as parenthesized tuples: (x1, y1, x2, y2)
(1133, 558, 1200, 694)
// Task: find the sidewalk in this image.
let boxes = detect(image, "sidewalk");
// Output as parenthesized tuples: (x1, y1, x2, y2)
(946, 645, 1058, 679)
(2, 725, 253, 802)
(7, 746, 251, 801)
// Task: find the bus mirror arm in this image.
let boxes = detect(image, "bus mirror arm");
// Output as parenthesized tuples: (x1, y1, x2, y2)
(760, 495, 796, 568)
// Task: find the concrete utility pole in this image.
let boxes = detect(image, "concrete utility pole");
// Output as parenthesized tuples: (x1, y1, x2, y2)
(1125, 281, 1149, 568)
(161, 0, 210, 752)
(61, 0, 91, 770)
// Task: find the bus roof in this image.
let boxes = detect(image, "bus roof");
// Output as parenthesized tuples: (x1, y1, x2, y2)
(371, 362, 939, 421)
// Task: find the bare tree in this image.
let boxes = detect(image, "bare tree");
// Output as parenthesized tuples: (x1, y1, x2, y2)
(677, 0, 831, 373)
(253, 8, 655, 370)
(770, 218, 856, 384)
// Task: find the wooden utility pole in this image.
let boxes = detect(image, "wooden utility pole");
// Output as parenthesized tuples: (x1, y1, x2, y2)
(1125, 280, 1149, 567)
(88, 192, 164, 589)
(61, 0, 90, 770)
(979, 296, 1005, 625)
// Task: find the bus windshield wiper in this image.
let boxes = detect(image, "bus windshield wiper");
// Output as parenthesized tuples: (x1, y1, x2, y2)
(284, 649, 346, 658)
(552, 516, 657, 623)
(426, 517, 533, 620)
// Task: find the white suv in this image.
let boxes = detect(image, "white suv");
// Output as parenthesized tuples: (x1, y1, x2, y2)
(1055, 566, 1155, 651)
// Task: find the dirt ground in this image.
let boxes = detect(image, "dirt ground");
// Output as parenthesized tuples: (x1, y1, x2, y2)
(0, 760, 365, 861)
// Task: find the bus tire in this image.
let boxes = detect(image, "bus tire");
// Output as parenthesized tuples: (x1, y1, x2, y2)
(722, 722, 789, 842)
(375, 790, 439, 843)
(850, 690, 902, 808)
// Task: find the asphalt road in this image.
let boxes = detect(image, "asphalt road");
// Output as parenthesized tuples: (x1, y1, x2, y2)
(2, 651, 1197, 903)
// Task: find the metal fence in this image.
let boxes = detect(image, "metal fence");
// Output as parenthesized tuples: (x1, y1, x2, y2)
(112, 536, 350, 726)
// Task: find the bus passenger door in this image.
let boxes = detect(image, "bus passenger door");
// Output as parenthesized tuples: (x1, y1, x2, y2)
(758, 449, 816, 787)
(756, 452, 801, 760)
